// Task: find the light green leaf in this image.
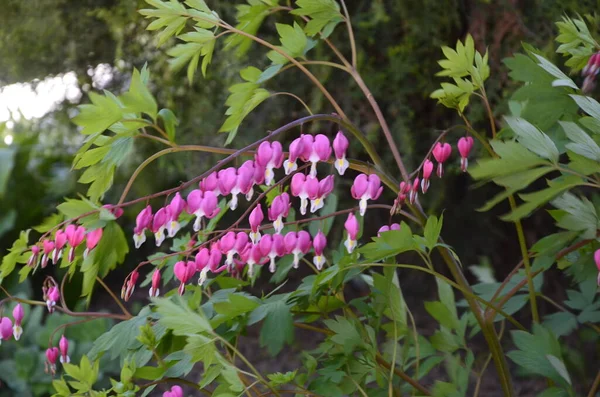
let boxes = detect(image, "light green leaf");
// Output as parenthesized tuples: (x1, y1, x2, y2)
(570, 94, 600, 119)
(154, 296, 212, 335)
(501, 176, 584, 222)
(72, 92, 123, 135)
(423, 214, 443, 250)
(545, 355, 571, 386)
(504, 116, 559, 162)
(559, 121, 600, 161)
(158, 108, 179, 142)
(120, 68, 158, 120)
(291, 0, 343, 37)
(533, 54, 578, 89)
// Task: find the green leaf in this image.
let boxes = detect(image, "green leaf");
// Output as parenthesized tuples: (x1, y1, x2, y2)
(501, 175, 584, 222)
(154, 296, 212, 335)
(57, 198, 97, 219)
(323, 316, 363, 354)
(72, 92, 123, 135)
(140, 0, 191, 45)
(470, 140, 549, 180)
(478, 166, 554, 211)
(556, 16, 597, 71)
(559, 121, 600, 161)
(267, 370, 297, 386)
(219, 67, 270, 141)
(291, 0, 343, 37)
(158, 108, 179, 142)
(252, 298, 294, 356)
(551, 192, 598, 238)
(532, 54, 578, 89)
(545, 355, 571, 386)
(504, 116, 559, 162)
(226, 2, 272, 57)
(570, 94, 600, 119)
(423, 214, 443, 250)
(88, 308, 152, 360)
(120, 68, 158, 120)
(425, 301, 459, 330)
(0, 230, 30, 281)
(543, 312, 578, 337)
(211, 293, 260, 327)
(167, 27, 216, 83)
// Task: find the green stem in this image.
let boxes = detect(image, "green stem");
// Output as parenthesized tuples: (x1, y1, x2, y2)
(270, 92, 313, 115)
(509, 196, 539, 323)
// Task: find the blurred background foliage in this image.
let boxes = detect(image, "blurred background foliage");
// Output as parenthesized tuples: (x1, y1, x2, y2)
(1, 0, 600, 394)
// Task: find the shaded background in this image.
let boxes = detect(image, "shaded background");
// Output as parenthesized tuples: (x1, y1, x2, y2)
(0, 0, 598, 395)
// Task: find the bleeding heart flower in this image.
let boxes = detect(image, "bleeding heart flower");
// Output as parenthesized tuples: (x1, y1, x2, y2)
(249, 205, 264, 244)
(333, 131, 350, 175)
(255, 141, 283, 186)
(312, 230, 327, 270)
(12, 304, 24, 340)
(432, 142, 452, 177)
(457, 136, 474, 172)
(344, 213, 359, 254)
(268, 193, 291, 234)
(59, 335, 70, 364)
(283, 137, 305, 175)
(174, 261, 196, 295)
(421, 159, 434, 193)
(259, 234, 285, 273)
(134, 205, 153, 248)
(52, 230, 67, 264)
(84, 228, 103, 259)
(351, 174, 383, 216)
(284, 231, 312, 268)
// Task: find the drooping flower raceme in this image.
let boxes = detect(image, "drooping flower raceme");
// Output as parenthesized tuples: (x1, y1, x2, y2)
(312, 230, 327, 270)
(344, 213, 359, 254)
(284, 231, 312, 268)
(59, 335, 70, 364)
(333, 131, 349, 175)
(133, 205, 153, 248)
(432, 142, 452, 178)
(268, 193, 291, 233)
(457, 136, 474, 172)
(84, 228, 103, 259)
(12, 304, 24, 340)
(351, 174, 383, 216)
(255, 141, 283, 186)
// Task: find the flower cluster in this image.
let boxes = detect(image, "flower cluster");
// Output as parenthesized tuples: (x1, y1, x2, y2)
(395, 137, 474, 209)
(32, 225, 103, 268)
(45, 335, 70, 375)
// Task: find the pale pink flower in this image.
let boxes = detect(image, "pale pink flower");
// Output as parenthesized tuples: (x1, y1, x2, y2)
(351, 174, 383, 216)
(333, 131, 350, 175)
(344, 213, 359, 254)
(268, 193, 291, 233)
(255, 141, 283, 186)
(133, 205, 153, 248)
